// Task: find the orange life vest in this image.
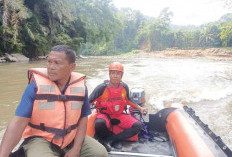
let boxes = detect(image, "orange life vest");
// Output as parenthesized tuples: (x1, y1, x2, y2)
(22, 68, 86, 148)
(96, 84, 127, 117)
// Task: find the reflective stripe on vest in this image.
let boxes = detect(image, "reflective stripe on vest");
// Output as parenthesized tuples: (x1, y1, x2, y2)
(22, 68, 86, 148)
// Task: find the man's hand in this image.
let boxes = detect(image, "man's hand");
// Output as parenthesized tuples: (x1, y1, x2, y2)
(139, 107, 148, 115)
(64, 148, 80, 157)
(0, 116, 29, 157)
(65, 117, 87, 157)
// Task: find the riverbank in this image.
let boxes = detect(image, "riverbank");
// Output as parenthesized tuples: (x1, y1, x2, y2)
(1, 48, 232, 63)
(0, 54, 86, 63)
(88, 48, 232, 60)
(144, 48, 232, 58)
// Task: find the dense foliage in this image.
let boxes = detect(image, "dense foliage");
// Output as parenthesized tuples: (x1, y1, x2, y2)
(0, 0, 232, 57)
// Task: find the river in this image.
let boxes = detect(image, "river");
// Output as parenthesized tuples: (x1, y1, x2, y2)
(0, 55, 232, 148)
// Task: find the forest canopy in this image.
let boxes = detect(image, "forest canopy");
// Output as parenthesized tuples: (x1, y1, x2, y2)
(0, 0, 232, 58)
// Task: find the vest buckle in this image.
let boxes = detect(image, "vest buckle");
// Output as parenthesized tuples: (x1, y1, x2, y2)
(59, 95, 67, 101)
(40, 123, 45, 131)
(66, 127, 72, 134)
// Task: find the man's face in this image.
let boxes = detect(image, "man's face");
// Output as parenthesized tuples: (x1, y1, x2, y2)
(47, 51, 75, 82)
(109, 70, 123, 85)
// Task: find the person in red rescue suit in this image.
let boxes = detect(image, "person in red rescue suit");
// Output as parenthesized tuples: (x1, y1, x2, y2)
(89, 62, 148, 151)
(0, 45, 107, 157)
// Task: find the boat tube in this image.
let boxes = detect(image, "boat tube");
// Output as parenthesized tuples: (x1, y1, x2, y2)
(86, 88, 232, 157)
(86, 104, 232, 157)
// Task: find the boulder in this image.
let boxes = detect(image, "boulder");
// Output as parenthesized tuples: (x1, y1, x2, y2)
(0, 57, 6, 63)
(38, 55, 48, 60)
(4, 53, 17, 62)
(4, 53, 29, 62)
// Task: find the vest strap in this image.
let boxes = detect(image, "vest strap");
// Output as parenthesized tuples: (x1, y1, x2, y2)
(35, 94, 85, 102)
(108, 97, 123, 101)
(28, 122, 78, 139)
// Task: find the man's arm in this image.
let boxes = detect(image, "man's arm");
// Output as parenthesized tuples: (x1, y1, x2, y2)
(122, 82, 148, 114)
(122, 82, 140, 109)
(0, 82, 35, 157)
(0, 116, 29, 157)
(89, 83, 106, 105)
(64, 117, 88, 157)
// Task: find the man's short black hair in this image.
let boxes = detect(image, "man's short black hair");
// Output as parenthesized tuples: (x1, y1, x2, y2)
(51, 45, 76, 63)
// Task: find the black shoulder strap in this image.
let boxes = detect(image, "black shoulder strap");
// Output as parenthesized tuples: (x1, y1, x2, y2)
(89, 82, 107, 103)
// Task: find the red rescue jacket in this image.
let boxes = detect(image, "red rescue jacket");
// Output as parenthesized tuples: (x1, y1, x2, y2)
(96, 85, 127, 116)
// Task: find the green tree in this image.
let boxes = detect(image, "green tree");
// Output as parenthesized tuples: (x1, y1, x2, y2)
(219, 22, 232, 47)
(174, 30, 185, 48)
(136, 8, 174, 51)
(0, 0, 29, 54)
(21, 0, 78, 57)
(158, 7, 173, 27)
(75, 0, 120, 55)
(114, 8, 145, 52)
(199, 24, 221, 47)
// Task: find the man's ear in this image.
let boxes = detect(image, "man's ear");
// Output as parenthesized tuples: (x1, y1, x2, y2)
(70, 63, 76, 71)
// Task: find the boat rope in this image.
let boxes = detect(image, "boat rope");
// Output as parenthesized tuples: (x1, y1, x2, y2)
(183, 106, 232, 157)
(130, 108, 168, 142)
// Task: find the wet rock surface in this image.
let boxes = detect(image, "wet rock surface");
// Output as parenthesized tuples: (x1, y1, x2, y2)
(2, 53, 29, 62)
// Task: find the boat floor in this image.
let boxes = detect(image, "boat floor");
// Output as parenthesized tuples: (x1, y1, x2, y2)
(108, 137, 173, 157)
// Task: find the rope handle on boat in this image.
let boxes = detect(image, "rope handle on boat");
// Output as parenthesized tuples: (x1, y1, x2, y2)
(183, 106, 232, 157)
(130, 107, 168, 142)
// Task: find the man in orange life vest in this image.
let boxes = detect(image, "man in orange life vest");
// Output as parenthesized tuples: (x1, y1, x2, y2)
(89, 62, 148, 151)
(0, 45, 107, 157)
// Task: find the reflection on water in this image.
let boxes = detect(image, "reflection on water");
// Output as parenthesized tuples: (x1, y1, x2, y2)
(0, 56, 232, 147)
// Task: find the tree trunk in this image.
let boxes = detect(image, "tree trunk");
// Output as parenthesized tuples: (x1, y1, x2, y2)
(2, 0, 10, 26)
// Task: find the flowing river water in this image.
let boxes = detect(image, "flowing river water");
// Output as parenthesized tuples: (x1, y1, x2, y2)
(0, 55, 232, 149)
